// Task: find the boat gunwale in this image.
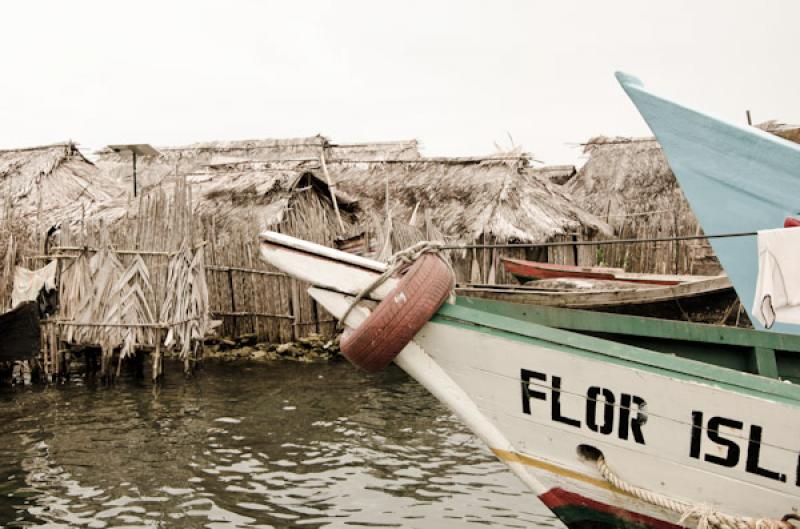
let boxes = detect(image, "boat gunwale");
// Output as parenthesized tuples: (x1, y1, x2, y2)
(455, 275, 731, 309)
(434, 302, 800, 405)
(455, 297, 800, 351)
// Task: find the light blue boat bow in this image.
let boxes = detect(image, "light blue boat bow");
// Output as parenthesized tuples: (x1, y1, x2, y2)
(616, 71, 800, 335)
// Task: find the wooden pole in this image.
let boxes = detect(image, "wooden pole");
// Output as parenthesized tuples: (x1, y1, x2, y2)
(37, 171, 43, 253)
(227, 265, 236, 312)
(291, 279, 300, 340)
(132, 151, 138, 198)
(319, 152, 345, 232)
(227, 268, 237, 337)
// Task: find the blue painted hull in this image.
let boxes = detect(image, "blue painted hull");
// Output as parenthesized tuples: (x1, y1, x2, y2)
(616, 72, 800, 335)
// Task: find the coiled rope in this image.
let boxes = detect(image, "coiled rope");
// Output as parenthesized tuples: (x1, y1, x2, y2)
(596, 456, 795, 529)
(337, 241, 452, 330)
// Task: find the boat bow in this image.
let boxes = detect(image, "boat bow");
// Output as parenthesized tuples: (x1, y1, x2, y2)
(617, 71, 800, 334)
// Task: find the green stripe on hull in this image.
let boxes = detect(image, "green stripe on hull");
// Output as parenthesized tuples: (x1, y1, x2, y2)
(455, 297, 800, 382)
(432, 302, 800, 406)
(456, 297, 800, 352)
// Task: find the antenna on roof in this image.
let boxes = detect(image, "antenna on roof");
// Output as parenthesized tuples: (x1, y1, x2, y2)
(746, 110, 752, 126)
(107, 144, 160, 197)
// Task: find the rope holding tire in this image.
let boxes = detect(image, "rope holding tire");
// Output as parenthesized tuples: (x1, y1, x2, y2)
(338, 242, 455, 373)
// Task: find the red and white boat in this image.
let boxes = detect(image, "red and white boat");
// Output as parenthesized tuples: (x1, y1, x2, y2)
(502, 257, 686, 286)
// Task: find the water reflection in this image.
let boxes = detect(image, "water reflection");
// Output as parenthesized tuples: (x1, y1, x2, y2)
(0, 361, 560, 528)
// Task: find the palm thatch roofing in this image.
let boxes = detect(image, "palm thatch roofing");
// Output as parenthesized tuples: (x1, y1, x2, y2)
(192, 161, 358, 233)
(92, 141, 609, 253)
(569, 124, 800, 225)
(756, 121, 800, 144)
(525, 164, 577, 185)
(0, 142, 121, 229)
(90, 158, 359, 237)
(329, 155, 611, 246)
(95, 136, 420, 190)
(567, 136, 682, 223)
(89, 136, 424, 234)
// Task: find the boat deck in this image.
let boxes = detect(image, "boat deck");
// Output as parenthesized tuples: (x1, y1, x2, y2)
(454, 296, 800, 386)
(456, 275, 731, 309)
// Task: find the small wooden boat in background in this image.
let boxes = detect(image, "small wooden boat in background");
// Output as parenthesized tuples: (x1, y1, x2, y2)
(457, 274, 733, 324)
(502, 257, 685, 286)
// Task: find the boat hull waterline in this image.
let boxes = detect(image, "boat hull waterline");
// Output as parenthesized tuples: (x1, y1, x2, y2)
(259, 232, 800, 529)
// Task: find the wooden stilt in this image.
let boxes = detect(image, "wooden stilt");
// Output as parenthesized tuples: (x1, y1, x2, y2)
(152, 330, 162, 382)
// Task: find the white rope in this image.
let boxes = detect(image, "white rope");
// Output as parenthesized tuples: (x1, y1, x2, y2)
(337, 241, 451, 330)
(596, 456, 794, 529)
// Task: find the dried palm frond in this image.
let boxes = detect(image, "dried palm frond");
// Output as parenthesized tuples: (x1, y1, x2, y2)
(85, 247, 125, 376)
(160, 246, 209, 359)
(104, 254, 155, 361)
(59, 252, 92, 343)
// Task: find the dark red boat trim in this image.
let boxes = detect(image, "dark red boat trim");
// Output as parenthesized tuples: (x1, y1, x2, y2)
(501, 257, 682, 286)
(540, 487, 681, 529)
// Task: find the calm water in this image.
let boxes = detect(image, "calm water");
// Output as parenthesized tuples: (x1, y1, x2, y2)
(0, 361, 560, 528)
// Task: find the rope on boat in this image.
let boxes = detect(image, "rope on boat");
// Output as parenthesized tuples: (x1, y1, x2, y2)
(337, 241, 452, 330)
(596, 456, 795, 529)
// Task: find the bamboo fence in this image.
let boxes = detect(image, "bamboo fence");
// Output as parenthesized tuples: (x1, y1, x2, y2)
(29, 178, 210, 381)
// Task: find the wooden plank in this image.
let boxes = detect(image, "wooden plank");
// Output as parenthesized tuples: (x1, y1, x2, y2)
(211, 310, 293, 319)
(455, 275, 731, 309)
(751, 347, 779, 379)
(207, 265, 288, 277)
(291, 279, 300, 340)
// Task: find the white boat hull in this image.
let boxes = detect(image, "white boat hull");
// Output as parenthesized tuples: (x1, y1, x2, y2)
(260, 232, 800, 529)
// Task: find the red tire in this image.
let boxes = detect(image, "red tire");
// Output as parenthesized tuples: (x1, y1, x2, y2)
(340, 253, 454, 373)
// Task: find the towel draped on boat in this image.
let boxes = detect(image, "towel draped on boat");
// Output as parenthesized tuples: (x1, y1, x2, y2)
(11, 261, 57, 309)
(753, 228, 800, 328)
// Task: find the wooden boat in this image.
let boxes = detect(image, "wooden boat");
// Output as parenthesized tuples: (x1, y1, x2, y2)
(259, 231, 800, 529)
(457, 274, 731, 309)
(617, 71, 800, 336)
(0, 301, 41, 362)
(502, 257, 685, 286)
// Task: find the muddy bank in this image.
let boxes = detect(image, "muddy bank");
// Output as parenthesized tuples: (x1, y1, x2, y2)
(199, 333, 342, 363)
(0, 333, 343, 386)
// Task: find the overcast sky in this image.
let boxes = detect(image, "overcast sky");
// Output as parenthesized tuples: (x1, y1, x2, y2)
(1, 1, 798, 165)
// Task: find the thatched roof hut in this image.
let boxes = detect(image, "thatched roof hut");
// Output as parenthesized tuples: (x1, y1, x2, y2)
(94, 136, 420, 191)
(189, 161, 360, 341)
(568, 136, 682, 221)
(333, 156, 607, 245)
(567, 136, 720, 274)
(0, 142, 120, 230)
(569, 124, 800, 275)
(330, 154, 610, 283)
(191, 161, 358, 235)
(88, 139, 385, 343)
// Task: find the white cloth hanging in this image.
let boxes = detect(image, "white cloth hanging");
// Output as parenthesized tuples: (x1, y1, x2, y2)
(752, 228, 800, 328)
(11, 261, 57, 309)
